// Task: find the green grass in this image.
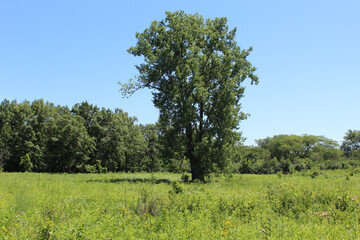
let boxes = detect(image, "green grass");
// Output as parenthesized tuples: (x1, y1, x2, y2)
(1, 170, 360, 239)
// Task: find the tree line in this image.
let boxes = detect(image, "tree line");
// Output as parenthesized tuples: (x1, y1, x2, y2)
(0, 98, 359, 174)
(0, 99, 160, 173)
(235, 133, 360, 174)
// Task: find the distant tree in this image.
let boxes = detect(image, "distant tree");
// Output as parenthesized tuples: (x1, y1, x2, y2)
(0, 100, 36, 171)
(0, 98, 152, 173)
(121, 11, 258, 181)
(71, 101, 101, 137)
(95, 108, 126, 172)
(341, 130, 360, 158)
(256, 135, 338, 161)
(140, 123, 161, 172)
(44, 106, 95, 172)
(71, 102, 105, 168)
(28, 99, 57, 171)
(0, 137, 9, 171)
(123, 115, 146, 172)
(234, 145, 270, 174)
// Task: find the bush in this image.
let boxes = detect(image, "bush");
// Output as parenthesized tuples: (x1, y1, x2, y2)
(311, 170, 319, 179)
(170, 180, 183, 194)
(20, 154, 33, 172)
(181, 173, 190, 183)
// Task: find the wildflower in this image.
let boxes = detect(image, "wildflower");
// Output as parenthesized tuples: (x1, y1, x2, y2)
(321, 212, 327, 217)
(225, 220, 231, 224)
(352, 196, 357, 201)
(260, 228, 266, 233)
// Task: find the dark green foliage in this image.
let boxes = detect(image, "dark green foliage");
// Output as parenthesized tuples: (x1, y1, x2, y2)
(181, 173, 190, 183)
(0, 137, 9, 171)
(121, 11, 258, 181)
(170, 180, 183, 194)
(233, 134, 354, 174)
(310, 170, 319, 179)
(256, 135, 338, 161)
(140, 124, 161, 172)
(44, 108, 95, 172)
(0, 99, 155, 173)
(0, 97, 357, 174)
(341, 130, 360, 158)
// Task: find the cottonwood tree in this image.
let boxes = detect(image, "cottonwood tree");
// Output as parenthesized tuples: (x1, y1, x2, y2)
(121, 11, 258, 181)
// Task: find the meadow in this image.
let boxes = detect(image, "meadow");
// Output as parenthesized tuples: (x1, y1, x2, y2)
(1, 170, 360, 239)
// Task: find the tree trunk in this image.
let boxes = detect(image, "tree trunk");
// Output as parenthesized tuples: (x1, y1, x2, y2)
(186, 124, 205, 182)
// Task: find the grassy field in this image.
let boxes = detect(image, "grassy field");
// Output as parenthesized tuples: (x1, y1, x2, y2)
(1, 171, 360, 239)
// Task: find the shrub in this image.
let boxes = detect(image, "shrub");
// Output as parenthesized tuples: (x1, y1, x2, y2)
(170, 180, 183, 194)
(181, 173, 190, 183)
(20, 154, 33, 172)
(311, 171, 319, 179)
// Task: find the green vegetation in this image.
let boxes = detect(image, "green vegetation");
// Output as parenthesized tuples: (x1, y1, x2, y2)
(1, 99, 359, 177)
(0, 97, 360, 178)
(235, 134, 360, 174)
(1, 171, 360, 239)
(0, 99, 148, 173)
(1, 10, 359, 239)
(341, 130, 360, 158)
(1, 11, 359, 181)
(120, 11, 258, 181)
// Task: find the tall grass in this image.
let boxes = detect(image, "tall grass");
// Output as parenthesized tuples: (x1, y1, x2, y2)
(0, 171, 359, 239)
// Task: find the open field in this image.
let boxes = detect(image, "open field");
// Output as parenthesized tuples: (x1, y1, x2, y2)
(1, 171, 360, 239)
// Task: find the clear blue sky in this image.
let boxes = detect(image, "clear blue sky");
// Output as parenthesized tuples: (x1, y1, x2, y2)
(1, 0, 359, 145)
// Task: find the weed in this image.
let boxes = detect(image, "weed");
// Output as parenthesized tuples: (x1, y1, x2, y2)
(181, 173, 190, 183)
(134, 188, 161, 216)
(311, 171, 319, 178)
(170, 180, 183, 194)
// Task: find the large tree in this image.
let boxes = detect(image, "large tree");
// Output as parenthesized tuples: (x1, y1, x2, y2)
(121, 11, 258, 181)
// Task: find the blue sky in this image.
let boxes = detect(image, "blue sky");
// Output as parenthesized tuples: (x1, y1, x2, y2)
(1, 0, 359, 145)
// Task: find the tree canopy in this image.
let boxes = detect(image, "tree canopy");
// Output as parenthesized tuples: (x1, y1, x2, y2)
(341, 130, 360, 158)
(256, 135, 339, 161)
(121, 11, 258, 181)
(0, 99, 152, 173)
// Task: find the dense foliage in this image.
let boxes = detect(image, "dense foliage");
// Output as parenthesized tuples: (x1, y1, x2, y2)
(120, 11, 258, 181)
(0, 99, 152, 173)
(341, 130, 360, 158)
(0, 99, 358, 174)
(235, 134, 358, 174)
